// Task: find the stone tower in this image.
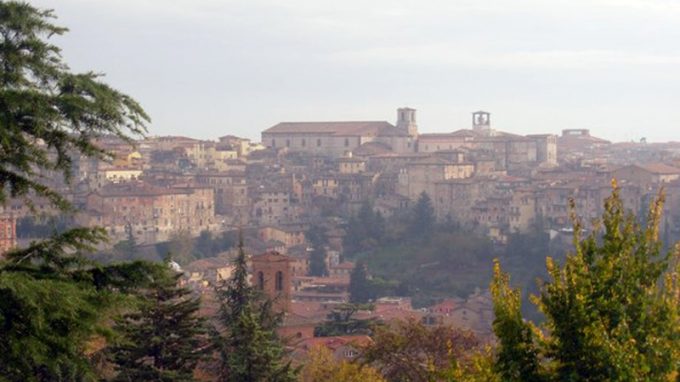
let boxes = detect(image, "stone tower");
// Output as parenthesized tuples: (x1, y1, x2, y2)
(397, 107, 418, 137)
(472, 111, 491, 135)
(250, 251, 292, 314)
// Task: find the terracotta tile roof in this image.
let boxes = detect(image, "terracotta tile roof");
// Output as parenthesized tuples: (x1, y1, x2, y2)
(184, 257, 232, 272)
(251, 251, 292, 263)
(419, 129, 480, 139)
(263, 121, 399, 136)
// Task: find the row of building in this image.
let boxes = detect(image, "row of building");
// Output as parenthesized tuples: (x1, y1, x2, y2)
(4, 107, 680, 254)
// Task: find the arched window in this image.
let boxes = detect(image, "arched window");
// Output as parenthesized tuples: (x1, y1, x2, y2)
(257, 271, 264, 290)
(275, 271, 284, 291)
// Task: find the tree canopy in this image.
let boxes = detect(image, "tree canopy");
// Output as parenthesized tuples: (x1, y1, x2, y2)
(0, 2, 148, 209)
(0, 2, 158, 380)
(107, 269, 208, 381)
(491, 185, 680, 381)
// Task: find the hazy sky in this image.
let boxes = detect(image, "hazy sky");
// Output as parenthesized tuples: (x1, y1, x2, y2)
(33, 0, 680, 142)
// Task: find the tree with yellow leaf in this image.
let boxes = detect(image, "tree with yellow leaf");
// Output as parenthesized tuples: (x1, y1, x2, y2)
(301, 346, 386, 382)
(491, 184, 680, 381)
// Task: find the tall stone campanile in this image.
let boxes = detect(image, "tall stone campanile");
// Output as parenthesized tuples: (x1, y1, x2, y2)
(251, 251, 292, 314)
(397, 107, 418, 137)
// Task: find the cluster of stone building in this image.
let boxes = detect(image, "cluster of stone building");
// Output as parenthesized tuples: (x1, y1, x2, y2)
(258, 107, 680, 244)
(3, 106, 680, 255)
(5, 106, 680, 361)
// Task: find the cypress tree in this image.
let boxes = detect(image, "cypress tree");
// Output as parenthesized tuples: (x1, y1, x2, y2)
(114, 223, 138, 260)
(213, 235, 297, 382)
(308, 246, 328, 277)
(108, 269, 208, 381)
(411, 192, 435, 238)
(349, 259, 371, 304)
(307, 226, 328, 277)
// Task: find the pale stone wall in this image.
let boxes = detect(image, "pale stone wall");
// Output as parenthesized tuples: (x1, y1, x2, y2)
(262, 133, 365, 157)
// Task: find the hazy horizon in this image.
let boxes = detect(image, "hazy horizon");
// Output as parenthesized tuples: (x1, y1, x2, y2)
(33, 0, 680, 143)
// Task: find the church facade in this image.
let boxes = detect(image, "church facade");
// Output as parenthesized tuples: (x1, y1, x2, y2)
(261, 108, 418, 158)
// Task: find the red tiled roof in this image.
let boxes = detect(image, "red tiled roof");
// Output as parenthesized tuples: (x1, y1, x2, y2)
(263, 121, 399, 136)
(251, 251, 292, 263)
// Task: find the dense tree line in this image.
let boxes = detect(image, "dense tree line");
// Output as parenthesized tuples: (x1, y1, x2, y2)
(344, 193, 494, 306)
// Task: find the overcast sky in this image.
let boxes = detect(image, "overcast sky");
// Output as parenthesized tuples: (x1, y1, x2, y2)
(33, 0, 680, 142)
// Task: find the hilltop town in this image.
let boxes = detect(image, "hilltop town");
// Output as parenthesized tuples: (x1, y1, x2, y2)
(2, 107, 680, 360)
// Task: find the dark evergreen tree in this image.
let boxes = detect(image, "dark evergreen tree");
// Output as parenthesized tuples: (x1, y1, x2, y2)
(306, 226, 328, 277)
(113, 223, 138, 260)
(213, 236, 297, 382)
(411, 192, 435, 238)
(357, 200, 375, 229)
(343, 201, 384, 256)
(342, 215, 362, 256)
(0, 3, 158, 379)
(371, 210, 386, 243)
(349, 259, 371, 304)
(313, 303, 377, 337)
(108, 269, 208, 381)
(308, 246, 328, 277)
(0, 2, 147, 209)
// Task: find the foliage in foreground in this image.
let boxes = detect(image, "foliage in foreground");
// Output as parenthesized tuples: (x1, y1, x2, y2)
(361, 319, 480, 382)
(107, 269, 209, 381)
(301, 346, 386, 382)
(0, 229, 166, 381)
(491, 185, 680, 381)
(0, 1, 155, 380)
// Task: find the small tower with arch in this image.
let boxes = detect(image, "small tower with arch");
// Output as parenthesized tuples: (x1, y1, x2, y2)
(472, 110, 491, 135)
(250, 251, 292, 314)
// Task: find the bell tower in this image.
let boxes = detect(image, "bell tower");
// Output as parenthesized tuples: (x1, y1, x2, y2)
(397, 107, 418, 137)
(250, 251, 292, 314)
(472, 111, 491, 135)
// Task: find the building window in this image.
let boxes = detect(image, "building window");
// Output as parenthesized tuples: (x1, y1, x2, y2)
(344, 138, 349, 147)
(257, 271, 264, 290)
(301, 139, 306, 147)
(286, 139, 290, 147)
(275, 271, 283, 291)
(272, 139, 276, 147)
(317, 138, 322, 147)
